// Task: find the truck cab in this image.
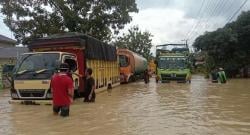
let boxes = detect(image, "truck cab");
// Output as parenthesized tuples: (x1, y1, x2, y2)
(118, 49, 147, 83)
(11, 52, 79, 100)
(156, 44, 191, 83)
(119, 54, 131, 82)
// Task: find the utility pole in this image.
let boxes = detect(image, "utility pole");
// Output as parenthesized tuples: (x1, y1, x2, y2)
(181, 39, 188, 48)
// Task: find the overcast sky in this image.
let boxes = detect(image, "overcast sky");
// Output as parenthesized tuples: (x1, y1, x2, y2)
(1, 0, 250, 47)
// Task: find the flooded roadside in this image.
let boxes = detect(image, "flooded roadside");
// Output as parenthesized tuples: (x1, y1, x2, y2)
(0, 75, 250, 135)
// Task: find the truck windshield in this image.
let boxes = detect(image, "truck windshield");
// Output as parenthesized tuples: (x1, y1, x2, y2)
(158, 57, 186, 69)
(119, 55, 129, 67)
(14, 53, 60, 79)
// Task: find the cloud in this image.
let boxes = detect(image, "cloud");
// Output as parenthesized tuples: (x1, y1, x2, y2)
(126, 8, 199, 45)
(2, 0, 250, 43)
(0, 16, 13, 39)
(137, 0, 250, 19)
(129, 0, 250, 47)
(0, 6, 13, 38)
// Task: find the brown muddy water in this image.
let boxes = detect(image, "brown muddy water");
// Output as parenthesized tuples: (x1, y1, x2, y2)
(0, 75, 250, 135)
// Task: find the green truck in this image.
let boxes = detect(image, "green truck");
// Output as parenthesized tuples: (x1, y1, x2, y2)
(155, 44, 191, 83)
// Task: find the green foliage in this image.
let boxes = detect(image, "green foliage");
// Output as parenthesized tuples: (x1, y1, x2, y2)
(193, 11, 250, 77)
(114, 25, 153, 60)
(0, 0, 138, 44)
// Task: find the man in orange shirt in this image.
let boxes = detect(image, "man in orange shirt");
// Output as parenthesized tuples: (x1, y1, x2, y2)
(51, 63, 74, 117)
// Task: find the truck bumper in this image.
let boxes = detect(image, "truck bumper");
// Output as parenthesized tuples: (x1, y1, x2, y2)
(120, 74, 128, 84)
(9, 99, 52, 105)
(160, 74, 187, 83)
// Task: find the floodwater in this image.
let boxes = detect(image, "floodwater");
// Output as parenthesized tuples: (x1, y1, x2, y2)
(0, 75, 250, 135)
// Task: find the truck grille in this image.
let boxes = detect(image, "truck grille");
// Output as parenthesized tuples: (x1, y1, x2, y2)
(161, 74, 171, 78)
(19, 89, 45, 97)
(176, 74, 186, 78)
(161, 74, 186, 81)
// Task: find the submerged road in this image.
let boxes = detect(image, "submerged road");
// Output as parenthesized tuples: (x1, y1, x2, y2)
(0, 75, 250, 135)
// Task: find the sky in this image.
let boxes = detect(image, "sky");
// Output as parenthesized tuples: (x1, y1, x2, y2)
(132, 0, 250, 45)
(1, 0, 250, 48)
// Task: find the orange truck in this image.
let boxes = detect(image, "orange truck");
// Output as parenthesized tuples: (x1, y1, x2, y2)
(117, 49, 147, 83)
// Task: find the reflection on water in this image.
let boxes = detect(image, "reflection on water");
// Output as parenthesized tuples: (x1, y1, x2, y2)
(0, 75, 250, 135)
(0, 90, 13, 135)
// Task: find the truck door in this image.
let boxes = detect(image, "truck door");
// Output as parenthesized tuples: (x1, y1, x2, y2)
(62, 55, 79, 90)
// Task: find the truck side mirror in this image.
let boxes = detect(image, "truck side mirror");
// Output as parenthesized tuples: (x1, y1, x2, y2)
(2, 64, 14, 77)
(2, 64, 14, 84)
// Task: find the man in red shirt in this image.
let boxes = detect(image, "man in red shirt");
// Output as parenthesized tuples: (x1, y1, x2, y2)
(51, 63, 74, 117)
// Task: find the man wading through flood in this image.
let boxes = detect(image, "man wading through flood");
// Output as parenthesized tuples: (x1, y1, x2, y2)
(51, 63, 74, 117)
(84, 68, 96, 102)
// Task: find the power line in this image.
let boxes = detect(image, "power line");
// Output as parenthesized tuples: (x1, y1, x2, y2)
(190, 0, 249, 43)
(187, 0, 212, 40)
(185, 0, 206, 39)
(189, 0, 220, 40)
(204, 0, 227, 25)
(190, 0, 244, 42)
(195, 0, 228, 34)
(227, 0, 249, 23)
(187, 0, 217, 41)
(210, 0, 236, 29)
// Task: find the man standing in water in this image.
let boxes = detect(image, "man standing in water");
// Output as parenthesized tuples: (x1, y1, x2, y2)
(218, 67, 227, 83)
(211, 68, 218, 83)
(84, 68, 96, 102)
(144, 69, 150, 84)
(51, 63, 74, 117)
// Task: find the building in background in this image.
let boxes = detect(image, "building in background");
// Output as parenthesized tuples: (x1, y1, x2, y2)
(0, 34, 16, 47)
(0, 47, 28, 88)
(0, 34, 28, 88)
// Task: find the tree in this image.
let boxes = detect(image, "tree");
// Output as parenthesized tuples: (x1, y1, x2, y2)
(114, 26, 153, 60)
(0, 0, 138, 44)
(192, 11, 250, 77)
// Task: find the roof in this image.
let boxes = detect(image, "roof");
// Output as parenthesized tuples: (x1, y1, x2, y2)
(0, 47, 28, 58)
(29, 32, 117, 61)
(28, 32, 95, 48)
(0, 34, 16, 44)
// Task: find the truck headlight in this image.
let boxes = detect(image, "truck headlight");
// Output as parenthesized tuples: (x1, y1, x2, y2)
(46, 89, 52, 99)
(11, 93, 18, 98)
(46, 93, 52, 99)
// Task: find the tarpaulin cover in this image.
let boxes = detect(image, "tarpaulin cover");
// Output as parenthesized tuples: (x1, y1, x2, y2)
(28, 32, 117, 61)
(85, 37, 117, 61)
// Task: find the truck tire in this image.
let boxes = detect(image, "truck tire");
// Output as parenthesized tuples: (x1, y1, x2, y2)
(128, 76, 136, 82)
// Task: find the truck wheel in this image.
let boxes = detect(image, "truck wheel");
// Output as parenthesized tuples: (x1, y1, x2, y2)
(128, 76, 135, 82)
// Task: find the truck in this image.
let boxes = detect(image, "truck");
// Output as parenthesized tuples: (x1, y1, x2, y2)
(117, 49, 147, 83)
(155, 44, 191, 83)
(10, 33, 120, 102)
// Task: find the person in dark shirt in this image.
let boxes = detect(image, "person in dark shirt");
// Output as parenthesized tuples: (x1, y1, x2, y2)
(84, 68, 96, 102)
(211, 68, 218, 83)
(144, 69, 150, 84)
(51, 63, 74, 117)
